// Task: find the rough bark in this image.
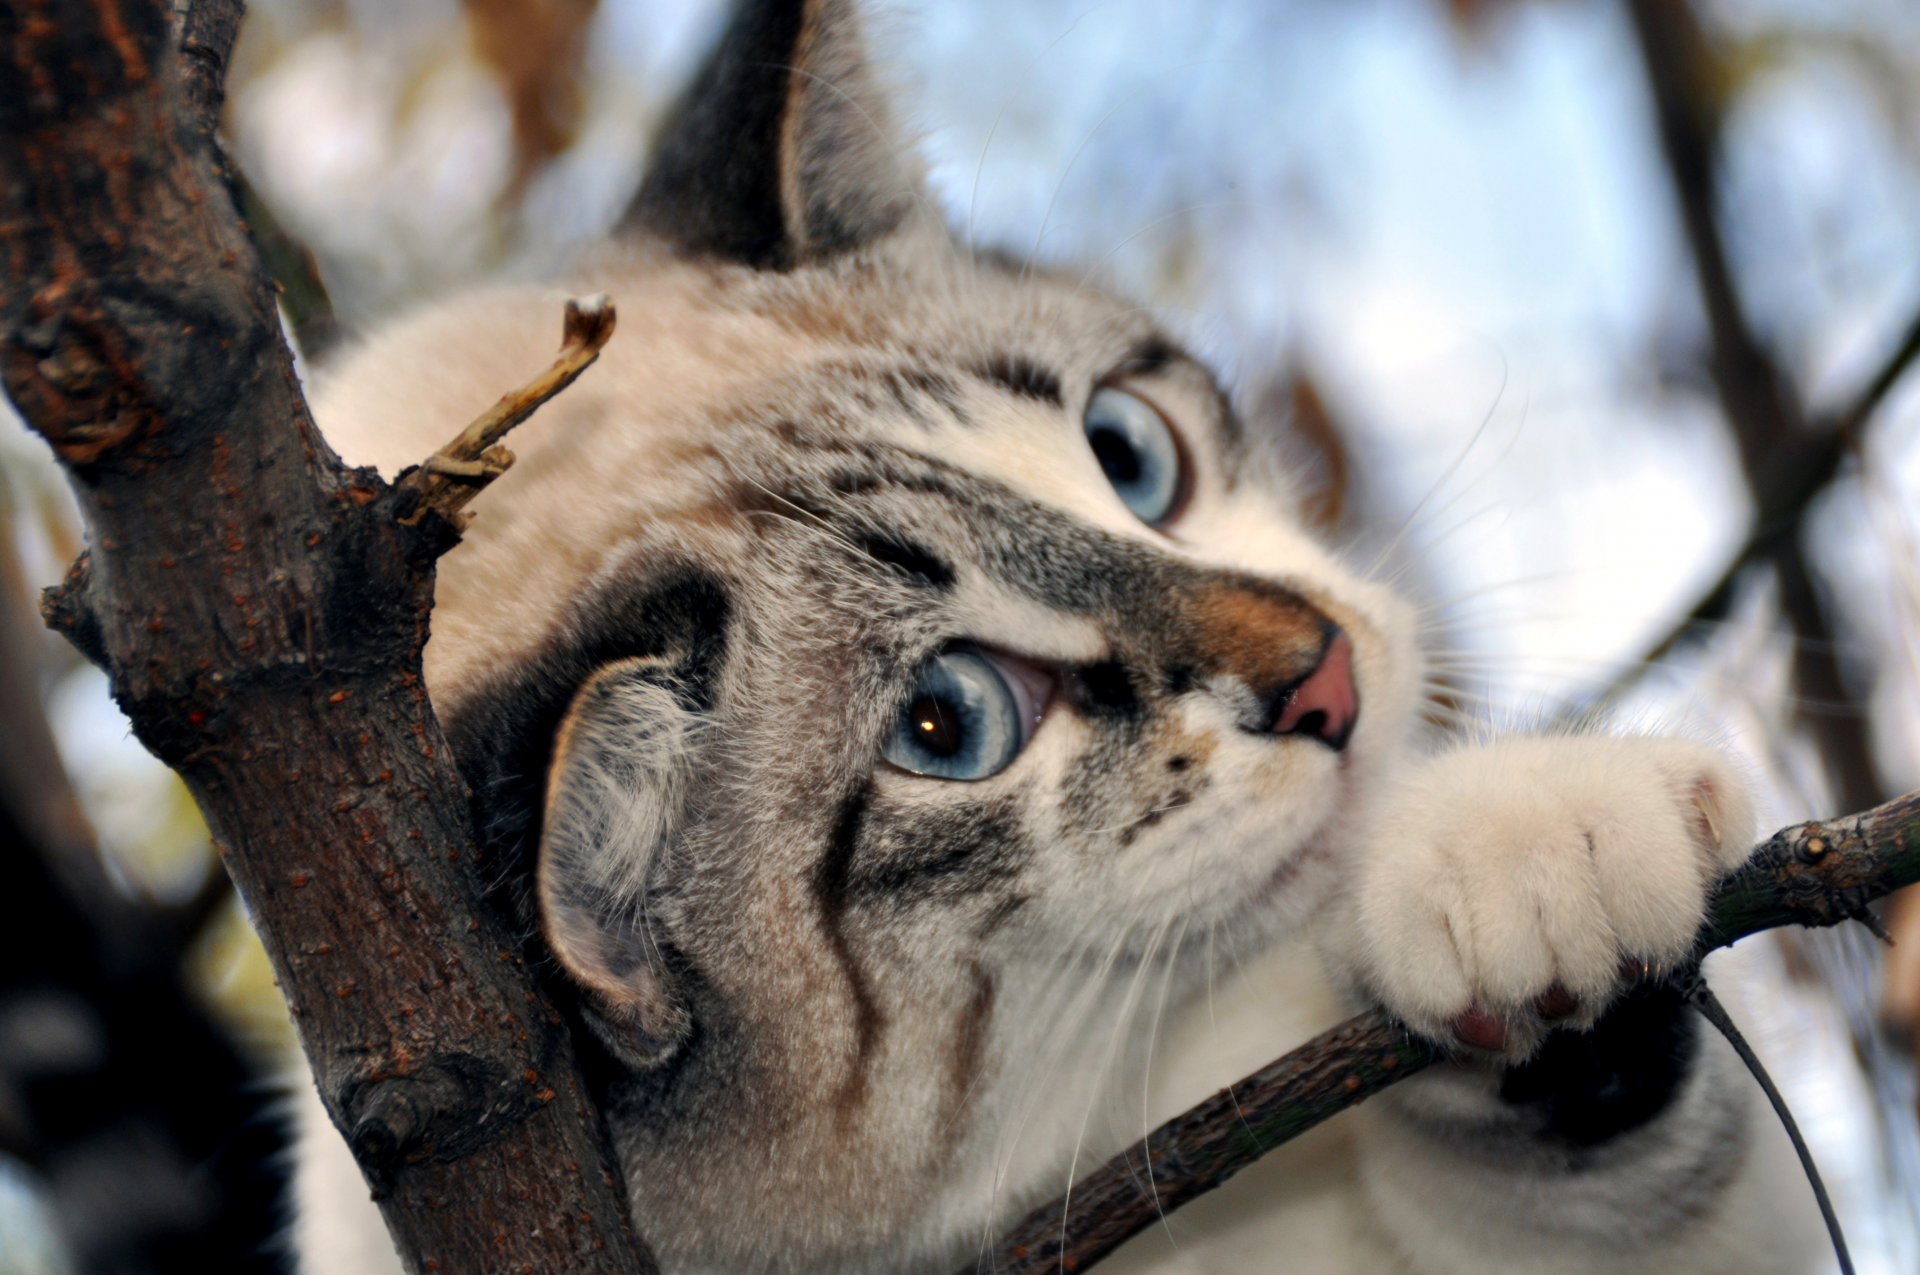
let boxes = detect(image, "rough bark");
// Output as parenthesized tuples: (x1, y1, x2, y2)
(0, 2, 653, 1271)
(972, 789, 1920, 1274)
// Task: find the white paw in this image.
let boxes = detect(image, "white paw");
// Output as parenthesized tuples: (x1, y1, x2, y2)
(1350, 735, 1754, 1058)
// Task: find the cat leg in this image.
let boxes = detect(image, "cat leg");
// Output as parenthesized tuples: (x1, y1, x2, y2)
(1323, 735, 1823, 1274)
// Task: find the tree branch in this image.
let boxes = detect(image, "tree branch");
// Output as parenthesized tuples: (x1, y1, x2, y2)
(395, 293, 615, 529)
(970, 789, 1920, 1275)
(1581, 301, 1920, 718)
(1616, 0, 1885, 814)
(0, 3, 652, 1271)
(175, 0, 341, 357)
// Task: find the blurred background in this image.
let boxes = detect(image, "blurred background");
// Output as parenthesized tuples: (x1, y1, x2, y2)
(1, 0, 1917, 1270)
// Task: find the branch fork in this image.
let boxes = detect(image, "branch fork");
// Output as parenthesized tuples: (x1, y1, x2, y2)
(397, 293, 617, 530)
(0, 2, 651, 1267)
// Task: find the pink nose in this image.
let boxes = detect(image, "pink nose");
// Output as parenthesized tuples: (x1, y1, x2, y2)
(1273, 630, 1359, 750)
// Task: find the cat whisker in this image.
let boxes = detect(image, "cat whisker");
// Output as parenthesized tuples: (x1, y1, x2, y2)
(963, 1, 1118, 269)
(1019, 56, 1232, 286)
(1080, 798, 1194, 837)
(982, 894, 1160, 1254)
(1139, 913, 1194, 1247)
(1053, 915, 1176, 1265)
(1363, 357, 1518, 580)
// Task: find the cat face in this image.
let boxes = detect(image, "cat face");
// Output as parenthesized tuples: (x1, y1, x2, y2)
(336, 0, 1420, 1266)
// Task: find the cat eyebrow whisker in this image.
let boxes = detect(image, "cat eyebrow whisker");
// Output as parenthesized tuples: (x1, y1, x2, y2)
(1056, 197, 1260, 320)
(1362, 355, 1517, 580)
(1017, 56, 1239, 290)
(963, 2, 1112, 271)
(735, 477, 877, 561)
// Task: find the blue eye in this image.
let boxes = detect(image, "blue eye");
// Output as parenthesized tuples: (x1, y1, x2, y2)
(1084, 387, 1183, 525)
(882, 648, 1049, 781)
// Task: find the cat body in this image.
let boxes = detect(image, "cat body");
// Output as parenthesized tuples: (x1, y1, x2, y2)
(294, 2, 1821, 1271)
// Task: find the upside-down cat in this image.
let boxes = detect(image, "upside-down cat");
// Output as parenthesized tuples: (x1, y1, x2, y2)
(295, 1, 1819, 1270)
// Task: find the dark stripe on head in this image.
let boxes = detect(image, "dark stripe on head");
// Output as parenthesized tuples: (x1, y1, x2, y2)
(813, 781, 885, 1119)
(855, 533, 955, 590)
(847, 795, 1028, 906)
(943, 961, 996, 1136)
(885, 366, 968, 427)
(972, 354, 1063, 406)
(1121, 337, 1176, 377)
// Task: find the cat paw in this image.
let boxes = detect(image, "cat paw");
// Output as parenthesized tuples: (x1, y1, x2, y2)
(1348, 736, 1754, 1060)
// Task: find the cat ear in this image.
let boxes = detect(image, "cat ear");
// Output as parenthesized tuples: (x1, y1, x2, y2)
(537, 655, 705, 1069)
(627, 0, 928, 269)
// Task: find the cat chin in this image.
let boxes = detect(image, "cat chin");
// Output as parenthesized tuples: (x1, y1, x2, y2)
(1165, 810, 1348, 955)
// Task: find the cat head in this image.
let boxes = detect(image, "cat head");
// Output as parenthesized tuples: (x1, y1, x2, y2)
(384, 0, 1423, 1265)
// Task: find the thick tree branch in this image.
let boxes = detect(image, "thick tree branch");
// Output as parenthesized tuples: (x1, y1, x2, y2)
(972, 789, 1920, 1275)
(176, 0, 341, 357)
(0, 2, 652, 1271)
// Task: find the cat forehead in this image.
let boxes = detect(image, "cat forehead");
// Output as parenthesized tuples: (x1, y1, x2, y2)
(653, 255, 1253, 592)
(691, 248, 1243, 513)
(335, 244, 1255, 701)
(704, 244, 1189, 398)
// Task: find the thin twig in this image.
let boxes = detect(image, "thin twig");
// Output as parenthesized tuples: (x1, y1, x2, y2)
(1683, 974, 1854, 1275)
(396, 293, 617, 528)
(970, 789, 1920, 1274)
(1829, 305, 1920, 441)
(1578, 300, 1919, 718)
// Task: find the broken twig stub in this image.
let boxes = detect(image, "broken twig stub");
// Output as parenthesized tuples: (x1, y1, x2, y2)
(398, 293, 618, 529)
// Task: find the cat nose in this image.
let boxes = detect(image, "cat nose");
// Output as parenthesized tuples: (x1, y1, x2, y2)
(1268, 630, 1358, 751)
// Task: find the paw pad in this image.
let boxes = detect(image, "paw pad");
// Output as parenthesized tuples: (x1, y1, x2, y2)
(1535, 984, 1579, 1021)
(1450, 1006, 1509, 1052)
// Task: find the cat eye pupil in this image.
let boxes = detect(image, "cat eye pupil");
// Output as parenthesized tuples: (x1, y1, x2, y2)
(910, 695, 962, 757)
(1088, 427, 1142, 485)
(1083, 386, 1182, 526)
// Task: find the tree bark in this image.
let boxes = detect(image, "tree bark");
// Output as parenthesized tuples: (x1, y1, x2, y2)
(0, 2, 653, 1271)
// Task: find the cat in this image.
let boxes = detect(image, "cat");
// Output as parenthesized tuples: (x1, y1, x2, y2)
(293, 1, 1823, 1271)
